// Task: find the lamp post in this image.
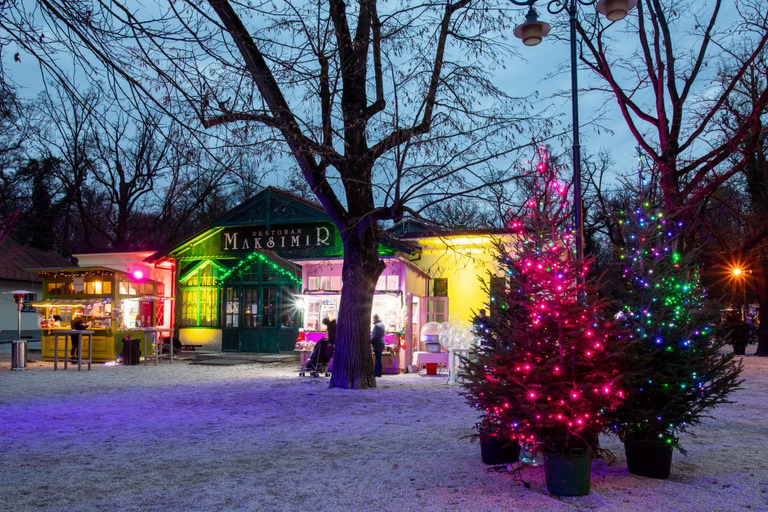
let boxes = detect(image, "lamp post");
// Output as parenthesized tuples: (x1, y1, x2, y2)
(731, 266, 749, 321)
(510, 0, 637, 260)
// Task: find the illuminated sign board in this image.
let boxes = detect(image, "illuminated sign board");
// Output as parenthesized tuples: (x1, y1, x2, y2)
(220, 223, 338, 256)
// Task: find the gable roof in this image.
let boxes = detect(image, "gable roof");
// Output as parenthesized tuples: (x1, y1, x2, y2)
(147, 187, 331, 263)
(147, 187, 419, 262)
(0, 238, 72, 283)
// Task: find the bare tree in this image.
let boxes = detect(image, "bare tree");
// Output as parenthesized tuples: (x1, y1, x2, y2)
(578, 0, 768, 217)
(24, 0, 558, 389)
(704, 45, 768, 355)
(88, 112, 172, 248)
(148, 132, 242, 247)
(34, 84, 99, 251)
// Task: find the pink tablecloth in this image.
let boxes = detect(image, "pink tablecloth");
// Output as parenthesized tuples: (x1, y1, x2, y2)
(415, 351, 448, 365)
(303, 331, 400, 344)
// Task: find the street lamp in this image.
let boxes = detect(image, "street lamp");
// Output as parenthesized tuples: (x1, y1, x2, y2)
(510, 0, 636, 260)
(730, 266, 748, 321)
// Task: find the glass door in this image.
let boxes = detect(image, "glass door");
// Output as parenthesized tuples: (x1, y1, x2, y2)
(222, 286, 240, 351)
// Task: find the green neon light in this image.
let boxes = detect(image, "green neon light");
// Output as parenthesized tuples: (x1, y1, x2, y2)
(218, 251, 301, 284)
(179, 259, 228, 283)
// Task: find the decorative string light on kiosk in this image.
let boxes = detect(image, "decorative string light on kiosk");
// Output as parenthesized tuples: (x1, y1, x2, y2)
(218, 251, 301, 283)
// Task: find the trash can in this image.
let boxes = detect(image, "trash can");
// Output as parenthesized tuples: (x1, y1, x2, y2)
(121, 337, 141, 365)
(130, 337, 141, 364)
(11, 339, 28, 371)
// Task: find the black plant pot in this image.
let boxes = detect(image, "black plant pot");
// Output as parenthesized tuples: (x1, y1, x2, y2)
(480, 434, 520, 465)
(543, 449, 591, 496)
(733, 344, 747, 355)
(624, 440, 673, 479)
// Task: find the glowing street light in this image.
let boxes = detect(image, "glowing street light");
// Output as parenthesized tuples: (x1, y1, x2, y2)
(729, 265, 748, 321)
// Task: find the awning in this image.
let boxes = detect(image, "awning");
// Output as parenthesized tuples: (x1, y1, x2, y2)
(29, 299, 109, 307)
(30, 296, 173, 308)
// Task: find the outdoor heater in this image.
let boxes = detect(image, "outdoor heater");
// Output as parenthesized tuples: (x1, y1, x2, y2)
(7, 290, 32, 371)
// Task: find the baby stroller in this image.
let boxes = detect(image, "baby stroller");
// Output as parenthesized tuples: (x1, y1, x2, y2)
(300, 337, 333, 377)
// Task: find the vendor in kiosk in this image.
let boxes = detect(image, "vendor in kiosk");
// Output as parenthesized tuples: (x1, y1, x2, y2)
(69, 314, 91, 361)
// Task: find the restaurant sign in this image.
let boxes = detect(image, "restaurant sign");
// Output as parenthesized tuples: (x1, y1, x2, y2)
(220, 222, 338, 255)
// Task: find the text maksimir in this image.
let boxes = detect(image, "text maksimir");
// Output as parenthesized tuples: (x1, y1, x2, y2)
(221, 225, 332, 252)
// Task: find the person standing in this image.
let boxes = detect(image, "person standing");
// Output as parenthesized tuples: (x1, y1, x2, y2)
(473, 309, 488, 331)
(371, 314, 386, 377)
(70, 314, 90, 361)
(473, 309, 490, 346)
(322, 317, 337, 365)
(322, 317, 337, 345)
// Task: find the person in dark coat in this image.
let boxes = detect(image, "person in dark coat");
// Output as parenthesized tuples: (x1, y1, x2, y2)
(473, 309, 489, 331)
(371, 314, 386, 377)
(322, 317, 337, 345)
(70, 315, 90, 360)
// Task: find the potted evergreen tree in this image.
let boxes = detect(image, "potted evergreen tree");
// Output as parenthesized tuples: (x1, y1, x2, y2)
(607, 206, 743, 479)
(459, 147, 625, 496)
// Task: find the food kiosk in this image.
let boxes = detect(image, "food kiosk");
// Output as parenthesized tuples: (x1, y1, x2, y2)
(294, 259, 418, 373)
(29, 266, 171, 363)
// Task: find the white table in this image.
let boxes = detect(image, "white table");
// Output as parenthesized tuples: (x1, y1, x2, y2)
(141, 328, 176, 365)
(53, 330, 94, 371)
(414, 351, 449, 375)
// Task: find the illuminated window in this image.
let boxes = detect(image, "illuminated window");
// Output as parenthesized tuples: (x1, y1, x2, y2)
(225, 287, 239, 328)
(48, 282, 75, 295)
(433, 278, 448, 297)
(375, 275, 399, 291)
(261, 287, 277, 327)
(180, 263, 221, 327)
(180, 288, 220, 327)
(84, 281, 109, 295)
(199, 289, 218, 325)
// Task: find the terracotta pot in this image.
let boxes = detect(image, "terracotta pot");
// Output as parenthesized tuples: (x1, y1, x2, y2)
(624, 440, 673, 479)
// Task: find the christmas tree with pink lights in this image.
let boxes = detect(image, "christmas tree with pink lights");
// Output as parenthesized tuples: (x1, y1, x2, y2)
(459, 147, 624, 456)
(606, 205, 743, 454)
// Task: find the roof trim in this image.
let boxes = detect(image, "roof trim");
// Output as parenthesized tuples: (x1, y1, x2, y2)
(29, 298, 108, 307)
(24, 266, 124, 274)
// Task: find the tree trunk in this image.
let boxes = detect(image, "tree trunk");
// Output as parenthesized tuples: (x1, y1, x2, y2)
(329, 223, 386, 389)
(754, 263, 768, 356)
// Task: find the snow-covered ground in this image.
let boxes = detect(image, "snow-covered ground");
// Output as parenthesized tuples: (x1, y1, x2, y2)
(1, 346, 766, 512)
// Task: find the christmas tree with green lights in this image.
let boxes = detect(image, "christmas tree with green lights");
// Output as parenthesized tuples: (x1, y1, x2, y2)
(606, 205, 743, 453)
(459, 147, 625, 456)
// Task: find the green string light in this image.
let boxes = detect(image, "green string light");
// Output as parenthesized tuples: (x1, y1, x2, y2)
(218, 252, 301, 284)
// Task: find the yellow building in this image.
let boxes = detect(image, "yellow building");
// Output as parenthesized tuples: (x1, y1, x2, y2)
(401, 230, 509, 327)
